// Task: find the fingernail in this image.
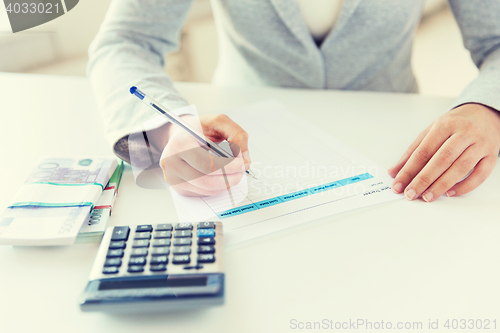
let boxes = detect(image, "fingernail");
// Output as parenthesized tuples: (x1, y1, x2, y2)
(422, 192, 433, 202)
(446, 190, 456, 197)
(392, 182, 403, 194)
(405, 188, 416, 201)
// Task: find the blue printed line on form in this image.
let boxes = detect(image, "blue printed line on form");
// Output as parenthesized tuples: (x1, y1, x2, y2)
(217, 173, 373, 219)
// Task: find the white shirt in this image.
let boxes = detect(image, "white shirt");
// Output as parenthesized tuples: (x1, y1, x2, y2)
(296, 0, 344, 43)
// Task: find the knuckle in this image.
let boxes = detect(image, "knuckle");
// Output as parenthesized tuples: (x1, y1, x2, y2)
(215, 114, 230, 123)
(438, 148, 455, 164)
(398, 168, 415, 180)
(416, 173, 432, 187)
(414, 147, 432, 163)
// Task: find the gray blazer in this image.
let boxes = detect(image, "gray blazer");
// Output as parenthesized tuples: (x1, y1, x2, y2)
(87, 0, 500, 163)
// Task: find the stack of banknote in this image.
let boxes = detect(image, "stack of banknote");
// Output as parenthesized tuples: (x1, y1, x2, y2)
(76, 161, 124, 243)
(0, 157, 120, 246)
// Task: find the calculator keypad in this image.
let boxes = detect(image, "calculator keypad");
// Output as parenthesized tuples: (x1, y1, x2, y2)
(100, 223, 221, 276)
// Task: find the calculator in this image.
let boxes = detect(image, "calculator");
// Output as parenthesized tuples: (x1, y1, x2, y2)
(79, 222, 224, 312)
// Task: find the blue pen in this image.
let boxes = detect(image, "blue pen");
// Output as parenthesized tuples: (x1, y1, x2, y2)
(130, 86, 257, 179)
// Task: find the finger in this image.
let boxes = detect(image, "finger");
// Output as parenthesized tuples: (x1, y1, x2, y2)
(168, 173, 227, 197)
(388, 127, 429, 180)
(165, 156, 244, 190)
(202, 114, 251, 168)
(177, 146, 245, 175)
(419, 144, 484, 202)
(392, 126, 451, 197)
(445, 155, 497, 197)
(404, 134, 471, 200)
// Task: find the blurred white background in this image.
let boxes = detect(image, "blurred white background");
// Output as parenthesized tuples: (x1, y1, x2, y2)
(0, 0, 478, 98)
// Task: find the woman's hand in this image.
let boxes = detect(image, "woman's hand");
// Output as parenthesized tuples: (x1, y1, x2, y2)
(388, 103, 500, 202)
(158, 114, 251, 197)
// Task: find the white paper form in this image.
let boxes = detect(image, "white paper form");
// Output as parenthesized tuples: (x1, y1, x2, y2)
(171, 100, 401, 246)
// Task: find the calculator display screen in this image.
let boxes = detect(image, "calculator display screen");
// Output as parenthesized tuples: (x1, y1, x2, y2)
(98, 277, 208, 290)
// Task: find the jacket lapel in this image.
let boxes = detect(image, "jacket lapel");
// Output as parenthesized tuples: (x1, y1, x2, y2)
(269, 0, 363, 48)
(268, 0, 315, 48)
(321, 0, 363, 49)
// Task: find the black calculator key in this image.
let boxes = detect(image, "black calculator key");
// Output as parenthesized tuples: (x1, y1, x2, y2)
(130, 248, 148, 257)
(151, 247, 170, 255)
(197, 237, 215, 245)
(197, 228, 215, 237)
(127, 265, 144, 273)
(173, 246, 191, 255)
(132, 240, 150, 248)
(175, 223, 193, 230)
(197, 222, 215, 229)
(134, 232, 151, 240)
(111, 226, 130, 241)
(102, 266, 119, 274)
(153, 231, 171, 239)
(150, 255, 168, 264)
(129, 256, 147, 265)
(150, 264, 167, 272)
(152, 239, 171, 247)
(197, 254, 215, 263)
(104, 258, 122, 266)
(155, 223, 173, 231)
(174, 231, 192, 238)
(173, 255, 190, 264)
(106, 249, 124, 258)
(197, 245, 215, 254)
(173, 238, 192, 246)
(108, 241, 126, 249)
(136, 225, 153, 232)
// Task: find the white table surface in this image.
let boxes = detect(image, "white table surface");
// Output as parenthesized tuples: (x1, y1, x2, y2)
(1, 73, 499, 333)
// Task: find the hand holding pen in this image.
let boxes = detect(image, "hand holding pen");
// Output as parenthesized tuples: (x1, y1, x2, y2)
(131, 87, 255, 197)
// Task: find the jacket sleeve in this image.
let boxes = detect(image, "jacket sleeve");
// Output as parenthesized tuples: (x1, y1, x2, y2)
(448, 0, 500, 112)
(87, 0, 195, 167)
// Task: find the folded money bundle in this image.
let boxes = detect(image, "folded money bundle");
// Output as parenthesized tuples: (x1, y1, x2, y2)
(0, 157, 120, 246)
(76, 161, 124, 243)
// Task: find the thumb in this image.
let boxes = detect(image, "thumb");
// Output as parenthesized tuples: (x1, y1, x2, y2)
(201, 114, 251, 169)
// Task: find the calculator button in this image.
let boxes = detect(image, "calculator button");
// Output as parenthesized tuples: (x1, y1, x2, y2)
(197, 237, 215, 245)
(173, 238, 192, 246)
(173, 255, 190, 264)
(106, 249, 124, 258)
(197, 245, 215, 254)
(197, 254, 215, 263)
(130, 248, 148, 257)
(102, 266, 119, 274)
(127, 265, 144, 273)
(108, 241, 126, 249)
(150, 255, 168, 264)
(175, 223, 193, 230)
(197, 222, 215, 229)
(136, 225, 153, 232)
(155, 224, 173, 231)
(111, 226, 130, 241)
(132, 240, 150, 248)
(173, 246, 191, 255)
(151, 247, 170, 255)
(152, 239, 171, 247)
(197, 228, 215, 237)
(129, 256, 147, 265)
(174, 231, 192, 238)
(183, 265, 204, 270)
(150, 264, 167, 272)
(104, 258, 122, 266)
(153, 231, 171, 239)
(134, 232, 151, 240)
